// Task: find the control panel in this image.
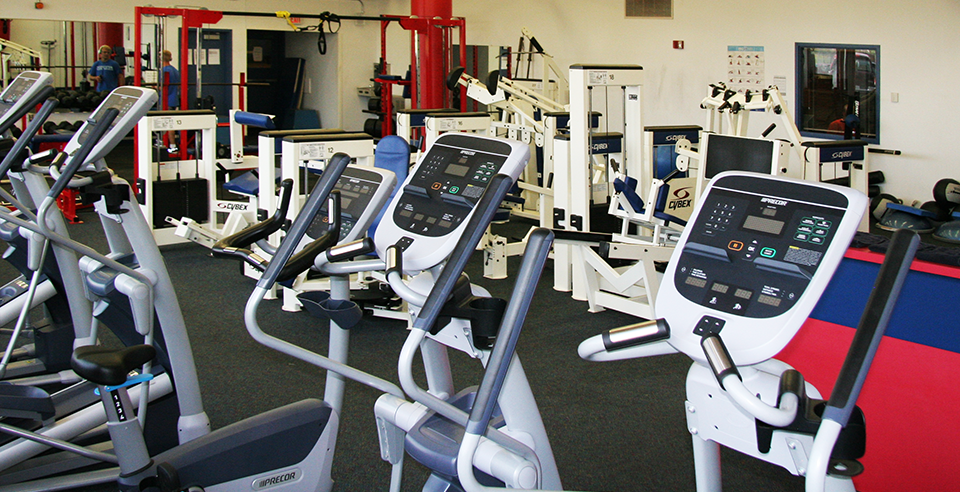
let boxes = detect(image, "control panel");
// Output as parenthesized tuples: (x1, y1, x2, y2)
(63, 86, 158, 166)
(300, 164, 396, 251)
(0, 71, 53, 127)
(657, 171, 867, 365)
(375, 133, 529, 272)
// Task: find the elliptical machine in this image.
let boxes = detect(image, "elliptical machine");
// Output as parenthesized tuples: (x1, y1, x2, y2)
(579, 171, 918, 492)
(16, 151, 401, 492)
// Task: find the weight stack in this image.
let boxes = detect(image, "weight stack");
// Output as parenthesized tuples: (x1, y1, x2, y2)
(151, 178, 209, 229)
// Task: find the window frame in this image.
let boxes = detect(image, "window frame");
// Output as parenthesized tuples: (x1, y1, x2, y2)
(795, 42, 881, 144)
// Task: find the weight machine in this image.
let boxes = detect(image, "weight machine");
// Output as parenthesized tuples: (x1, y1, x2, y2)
(697, 81, 874, 230)
(511, 27, 569, 105)
(554, 65, 673, 318)
(700, 82, 803, 166)
(0, 40, 44, 92)
(135, 110, 218, 247)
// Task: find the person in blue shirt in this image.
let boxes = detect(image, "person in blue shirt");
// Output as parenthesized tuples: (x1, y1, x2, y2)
(161, 50, 181, 109)
(88, 45, 124, 92)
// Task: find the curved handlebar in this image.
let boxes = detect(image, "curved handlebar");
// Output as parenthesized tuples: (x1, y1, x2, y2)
(807, 229, 918, 492)
(256, 153, 352, 290)
(701, 333, 799, 427)
(0, 96, 59, 176)
(46, 108, 119, 199)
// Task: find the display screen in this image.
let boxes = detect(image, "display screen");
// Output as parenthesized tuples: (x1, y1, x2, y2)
(1, 76, 35, 104)
(445, 163, 470, 177)
(685, 276, 707, 288)
(734, 288, 752, 299)
(757, 294, 781, 306)
(704, 134, 775, 179)
(742, 215, 784, 235)
(77, 89, 141, 145)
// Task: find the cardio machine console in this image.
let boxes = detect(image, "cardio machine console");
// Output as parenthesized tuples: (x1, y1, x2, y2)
(298, 164, 396, 251)
(63, 86, 158, 166)
(0, 71, 53, 126)
(375, 132, 529, 272)
(657, 171, 867, 365)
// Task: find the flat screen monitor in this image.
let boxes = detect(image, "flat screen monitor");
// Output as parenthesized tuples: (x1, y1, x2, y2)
(703, 133, 777, 179)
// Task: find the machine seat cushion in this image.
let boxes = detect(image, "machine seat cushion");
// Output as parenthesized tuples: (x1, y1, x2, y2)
(71, 344, 157, 386)
(613, 176, 645, 214)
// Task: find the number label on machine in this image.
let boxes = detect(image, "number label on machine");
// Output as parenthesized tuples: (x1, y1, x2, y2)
(658, 171, 867, 365)
(375, 133, 529, 272)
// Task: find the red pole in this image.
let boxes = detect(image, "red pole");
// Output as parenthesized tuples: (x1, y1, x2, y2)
(239, 72, 245, 111)
(133, 11, 142, 87)
(410, 0, 451, 110)
(95, 22, 124, 90)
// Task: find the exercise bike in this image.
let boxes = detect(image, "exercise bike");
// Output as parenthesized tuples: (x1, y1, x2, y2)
(307, 133, 562, 491)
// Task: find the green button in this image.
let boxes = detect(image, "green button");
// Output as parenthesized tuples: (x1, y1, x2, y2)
(760, 247, 776, 258)
(449, 186, 460, 194)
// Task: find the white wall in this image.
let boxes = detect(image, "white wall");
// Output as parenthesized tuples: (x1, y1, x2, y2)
(451, 0, 960, 203)
(5, 0, 959, 202)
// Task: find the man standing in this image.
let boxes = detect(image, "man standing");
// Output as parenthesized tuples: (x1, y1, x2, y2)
(161, 50, 180, 109)
(88, 45, 124, 92)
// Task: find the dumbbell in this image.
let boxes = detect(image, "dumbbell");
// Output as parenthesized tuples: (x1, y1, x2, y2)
(43, 122, 59, 135)
(920, 201, 954, 222)
(870, 193, 901, 222)
(933, 179, 960, 208)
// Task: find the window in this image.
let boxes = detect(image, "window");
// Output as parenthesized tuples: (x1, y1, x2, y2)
(626, 0, 672, 18)
(795, 43, 880, 143)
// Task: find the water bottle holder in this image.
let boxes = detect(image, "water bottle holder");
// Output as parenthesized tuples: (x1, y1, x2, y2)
(297, 291, 363, 330)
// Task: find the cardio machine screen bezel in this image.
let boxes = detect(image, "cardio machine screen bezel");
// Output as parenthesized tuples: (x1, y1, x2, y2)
(657, 171, 864, 365)
(674, 181, 847, 319)
(0, 74, 40, 104)
(77, 88, 145, 146)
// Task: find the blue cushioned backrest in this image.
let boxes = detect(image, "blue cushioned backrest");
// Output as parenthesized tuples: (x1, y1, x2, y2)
(613, 176, 645, 214)
(369, 135, 410, 239)
(233, 111, 276, 130)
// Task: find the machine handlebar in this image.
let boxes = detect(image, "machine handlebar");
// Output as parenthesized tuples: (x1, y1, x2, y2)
(822, 228, 918, 425)
(276, 192, 340, 284)
(465, 228, 554, 435)
(46, 108, 119, 199)
(256, 153, 351, 290)
(212, 179, 294, 256)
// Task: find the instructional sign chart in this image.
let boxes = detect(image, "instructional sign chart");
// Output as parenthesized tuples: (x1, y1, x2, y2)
(727, 46, 765, 94)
